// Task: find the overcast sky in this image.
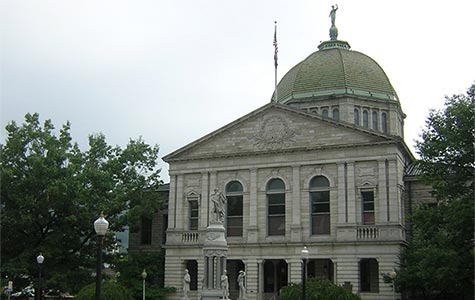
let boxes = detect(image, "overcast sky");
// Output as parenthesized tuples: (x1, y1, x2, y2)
(1, 0, 474, 183)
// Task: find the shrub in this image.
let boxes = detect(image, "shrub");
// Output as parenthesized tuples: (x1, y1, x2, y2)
(279, 278, 360, 300)
(76, 282, 133, 300)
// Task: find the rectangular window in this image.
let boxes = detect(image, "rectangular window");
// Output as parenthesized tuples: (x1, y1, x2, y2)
(189, 200, 199, 230)
(268, 194, 285, 236)
(140, 217, 152, 245)
(311, 191, 330, 234)
(361, 191, 375, 224)
(227, 195, 243, 236)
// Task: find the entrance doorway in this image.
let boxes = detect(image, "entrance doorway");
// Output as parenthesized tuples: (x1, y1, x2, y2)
(263, 259, 288, 297)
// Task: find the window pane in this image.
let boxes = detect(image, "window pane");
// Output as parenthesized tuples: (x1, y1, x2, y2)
(269, 205, 286, 215)
(372, 111, 378, 130)
(267, 178, 285, 191)
(363, 111, 369, 127)
(312, 214, 330, 234)
(313, 203, 330, 213)
(363, 202, 374, 211)
(354, 108, 360, 125)
(268, 194, 285, 205)
(227, 196, 243, 216)
(268, 216, 285, 235)
(227, 216, 243, 237)
(311, 191, 329, 202)
(332, 108, 339, 120)
(226, 181, 243, 193)
(309, 176, 329, 188)
(363, 212, 375, 224)
(382, 113, 387, 133)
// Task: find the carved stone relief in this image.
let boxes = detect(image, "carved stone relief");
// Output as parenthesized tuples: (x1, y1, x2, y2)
(250, 115, 296, 150)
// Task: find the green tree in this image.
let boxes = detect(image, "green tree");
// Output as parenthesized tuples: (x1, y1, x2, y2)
(112, 251, 174, 300)
(0, 113, 163, 293)
(397, 84, 475, 300)
(75, 281, 133, 300)
(279, 278, 360, 300)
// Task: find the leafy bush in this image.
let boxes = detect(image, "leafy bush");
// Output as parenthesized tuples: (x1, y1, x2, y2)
(76, 282, 133, 300)
(279, 278, 360, 300)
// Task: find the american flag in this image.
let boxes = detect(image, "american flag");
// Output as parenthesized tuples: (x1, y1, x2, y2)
(273, 22, 278, 68)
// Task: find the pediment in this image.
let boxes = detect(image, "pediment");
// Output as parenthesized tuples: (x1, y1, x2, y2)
(163, 103, 396, 161)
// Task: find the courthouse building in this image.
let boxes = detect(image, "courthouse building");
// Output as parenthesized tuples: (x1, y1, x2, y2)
(129, 19, 434, 300)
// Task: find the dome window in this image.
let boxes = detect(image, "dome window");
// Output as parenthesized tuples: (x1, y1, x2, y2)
(382, 112, 388, 133)
(332, 108, 339, 121)
(372, 111, 378, 130)
(354, 108, 360, 125)
(363, 110, 369, 128)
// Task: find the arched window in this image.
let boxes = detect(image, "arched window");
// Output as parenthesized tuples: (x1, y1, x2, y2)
(332, 108, 339, 121)
(381, 112, 388, 133)
(226, 181, 243, 237)
(372, 111, 378, 130)
(354, 108, 360, 125)
(267, 178, 286, 236)
(309, 176, 330, 235)
(363, 110, 369, 128)
(322, 109, 329, 118)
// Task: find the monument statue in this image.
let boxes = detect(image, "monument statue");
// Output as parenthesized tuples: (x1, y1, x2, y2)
(183, 269, 191, 300)
(210, 188, 226, 224)
(329, 4, 338, 27)
(237, 270, 247, 300)
(221, 270, 230, 300)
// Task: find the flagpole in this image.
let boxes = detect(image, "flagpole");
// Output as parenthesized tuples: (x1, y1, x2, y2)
(273, 21, 278, 102)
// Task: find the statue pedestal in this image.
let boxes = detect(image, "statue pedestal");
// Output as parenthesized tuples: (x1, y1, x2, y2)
(202, 222, 228, 300)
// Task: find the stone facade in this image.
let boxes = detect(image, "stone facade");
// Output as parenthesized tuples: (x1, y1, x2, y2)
(128, 32, 436, 299)
(158, 102, 420, 300)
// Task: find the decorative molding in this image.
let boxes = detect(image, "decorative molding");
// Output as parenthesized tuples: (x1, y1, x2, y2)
(250, 115, 296, 150)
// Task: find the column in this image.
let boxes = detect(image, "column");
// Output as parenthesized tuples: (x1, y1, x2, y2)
(337, 163, 346, 224)
(346, 162, 356, 224)
(248, 168, 258, 243)
(387, 160, 399, 222)
(287, 258, 303, 284)
(291, 165, 302, 242)
(378, 160, 388, 223)
(175, 174, 185, 230)
(168, 174, 177, 228)
(201, 172, 209, 228)
(245, 259, 259, 298)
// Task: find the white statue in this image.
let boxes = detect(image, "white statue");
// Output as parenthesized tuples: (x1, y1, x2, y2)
(210, 188, 226, 224)
(183, 269, 191, 300)
(237, 270, 247, 300)
(221, 270, 230, 300)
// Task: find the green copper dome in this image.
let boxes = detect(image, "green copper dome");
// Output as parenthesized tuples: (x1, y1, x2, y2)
(274, 41, 399, 104)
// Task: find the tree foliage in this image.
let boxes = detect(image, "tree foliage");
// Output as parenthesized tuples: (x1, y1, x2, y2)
(112, 251, 174, 300)
(75, 281, 133, 300)
(397, 84, 475, 300)
(0, 113, 163, 293)
(279, 278, 360, 300)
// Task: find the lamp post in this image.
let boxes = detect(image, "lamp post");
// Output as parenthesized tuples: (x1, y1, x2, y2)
(388, 269, 397, 300)
(94, 213, 109, 300)
(36, 253, 44, 300)
(301, 246, 309, 300)
(141, 269, 147, 300)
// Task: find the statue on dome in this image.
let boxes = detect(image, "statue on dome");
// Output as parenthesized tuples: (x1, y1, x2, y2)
(329, 4, 338, 27)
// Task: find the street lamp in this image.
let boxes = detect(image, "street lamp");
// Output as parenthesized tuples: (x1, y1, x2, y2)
(301, 246, 309, 300)
(94, 213, 109, 300)
(36, 253, 44, 300)
(388, 269, 397, 300)
(141, 269, 147, 300)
